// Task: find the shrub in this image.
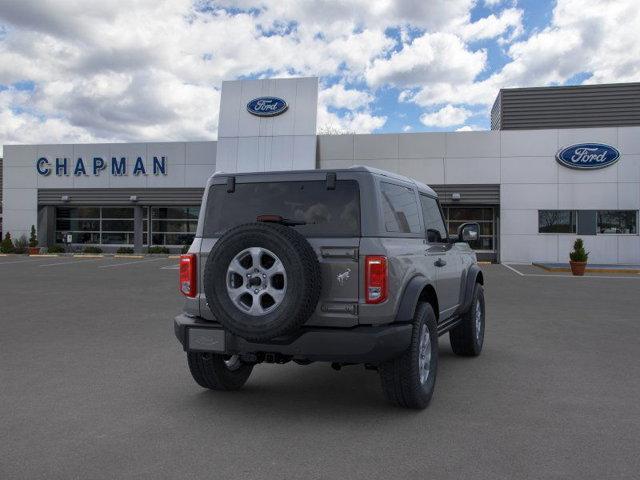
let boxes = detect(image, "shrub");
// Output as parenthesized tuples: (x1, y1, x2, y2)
(29, 225, 38, 248)
(148, 246, 170, 254)
(14, 235, 29, 254)
(47, 245, 65, 253)
(83, 246, 103, 254)
(116, 247, 135, 254)
(1, 233, 15, 253)
(569, 238, 589, 262)
(181, 244, 190, 254)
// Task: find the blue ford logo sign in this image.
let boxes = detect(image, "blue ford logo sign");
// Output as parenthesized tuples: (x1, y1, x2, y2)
(556, 143, 620, 170)
(247, 97, 288, 117)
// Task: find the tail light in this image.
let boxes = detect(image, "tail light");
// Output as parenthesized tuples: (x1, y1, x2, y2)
(365, 255, 387, 304)
(179, 254, 197, 297)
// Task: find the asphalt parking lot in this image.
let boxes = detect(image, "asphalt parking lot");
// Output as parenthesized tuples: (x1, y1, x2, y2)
(1, 257, 639, 479)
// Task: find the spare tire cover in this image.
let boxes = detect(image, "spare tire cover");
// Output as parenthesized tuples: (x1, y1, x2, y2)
(204, 222, 321, 342)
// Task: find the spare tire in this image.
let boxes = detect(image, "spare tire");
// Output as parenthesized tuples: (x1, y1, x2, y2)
(203, 222, 321, 342)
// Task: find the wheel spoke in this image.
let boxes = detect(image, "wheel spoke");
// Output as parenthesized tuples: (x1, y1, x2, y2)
(228, 258, 248, 276)
(249, 247, 263, 269)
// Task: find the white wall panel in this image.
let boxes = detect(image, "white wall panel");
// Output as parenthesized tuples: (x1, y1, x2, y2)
(3, 145, 38, 167)
(501, 234, 558, 263)
(501, 209, 540, 235)
(558, 128, 618, 149)
(446, 157, 500, 184)
(501, 184, 558, 209)
(617, 182, 640, 209)
(3, 166, 37, 189)
(618, 236, 640, 263)
(397, 158, 445, 185)
(501, 156, 558, 184)
(445, 131, 500, 158)
(617, 154, 640, 183)
(185, 142, 216, 166)
(398, 133, 446, 158)
(317, 135, 354, 160)
(354, 134, 398, 160)
(500, 129, 558, 157)
(618, 127, 640, 155)
(558, 183, 618, 209)
(184, 164, 216, 187)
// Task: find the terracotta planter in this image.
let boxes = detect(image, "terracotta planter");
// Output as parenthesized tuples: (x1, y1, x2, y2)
(569, 261, 587, 276)
(28, 246, 40, 255)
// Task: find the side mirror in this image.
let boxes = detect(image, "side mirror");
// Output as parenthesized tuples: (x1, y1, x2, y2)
(458, 222, 480, 243)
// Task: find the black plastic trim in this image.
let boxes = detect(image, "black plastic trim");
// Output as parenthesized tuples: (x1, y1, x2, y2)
(174, 314, 411, 363)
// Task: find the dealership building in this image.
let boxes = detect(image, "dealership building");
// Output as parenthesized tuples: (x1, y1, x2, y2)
(1, 78, 639, 264)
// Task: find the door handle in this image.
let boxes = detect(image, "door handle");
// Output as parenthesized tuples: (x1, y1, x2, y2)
(434, 258, 447, 267)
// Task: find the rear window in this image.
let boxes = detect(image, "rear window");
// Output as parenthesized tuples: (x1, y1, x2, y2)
(204, 180, 360, 237)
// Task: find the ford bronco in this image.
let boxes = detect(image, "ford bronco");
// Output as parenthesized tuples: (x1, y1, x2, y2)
(174, 166, 485, 409)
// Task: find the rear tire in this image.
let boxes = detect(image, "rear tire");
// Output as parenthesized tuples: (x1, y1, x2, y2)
(379, 302, 438, 409)
(187, 352, 253, 391)
(449, 283, 485, 356)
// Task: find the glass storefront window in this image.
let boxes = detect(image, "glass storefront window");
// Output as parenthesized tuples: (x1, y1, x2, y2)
(538, 210, 577, 233)
(149, 206, 199, 246)
(597, 210, 638, 234)
(443, 207, 496, 252)
(55, 206, 136, 245)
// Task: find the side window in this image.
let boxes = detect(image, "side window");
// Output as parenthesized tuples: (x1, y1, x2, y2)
(420, 195, 447, 243)
(380, 182, 421, 233)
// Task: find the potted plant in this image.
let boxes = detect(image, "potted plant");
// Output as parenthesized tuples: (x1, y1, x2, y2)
(28, 225, 40, 254)
(569, 238, 589, 276)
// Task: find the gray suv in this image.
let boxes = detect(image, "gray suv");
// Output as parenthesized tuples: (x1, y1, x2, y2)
(174, 166, 485, 409)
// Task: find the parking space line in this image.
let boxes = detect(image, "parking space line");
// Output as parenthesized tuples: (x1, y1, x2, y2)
(502, 263, 524, 276)
(502, 263, 640, 280)
(98, 257, 166, 269)
(161, 264, 179, 270)
(39, 258, 103, 267)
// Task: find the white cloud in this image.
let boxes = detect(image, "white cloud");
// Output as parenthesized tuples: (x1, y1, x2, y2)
(366, 32, 486, 88)
(402, 125, 413, 132)
(459, 7, 523, 42)
(0, 0, 638, 147)
(456, 125, 484, 132)
(319, 84, 373, 110)
(420, 105, 472, 127)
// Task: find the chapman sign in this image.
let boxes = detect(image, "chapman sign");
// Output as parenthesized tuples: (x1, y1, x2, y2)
(36, 156, 168, 177)
(246, 97, 288, 117)
(556, 143, 620, 170)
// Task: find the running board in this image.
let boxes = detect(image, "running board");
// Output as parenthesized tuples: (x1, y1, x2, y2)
(437, 316, 462, 336)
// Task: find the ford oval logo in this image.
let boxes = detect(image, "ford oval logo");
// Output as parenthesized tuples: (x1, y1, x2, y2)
(246, 97, 288, 117)
(556, 143, 620, 170)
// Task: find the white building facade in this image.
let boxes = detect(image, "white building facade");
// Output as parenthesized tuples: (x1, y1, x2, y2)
(2, 77, 639, 264)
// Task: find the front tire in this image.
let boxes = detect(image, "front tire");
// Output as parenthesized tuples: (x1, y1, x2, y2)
(187, 352, 253, 391)
(379, 302, 438, 409)
(449, 283, 485, 356)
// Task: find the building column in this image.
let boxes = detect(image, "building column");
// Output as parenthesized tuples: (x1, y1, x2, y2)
(37, 206, 56, 248)
(133, 206, 144, 253)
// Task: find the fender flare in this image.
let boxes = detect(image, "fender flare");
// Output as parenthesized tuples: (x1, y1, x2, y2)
(458, 264, 483, 315)
(395, 276, 431, 323)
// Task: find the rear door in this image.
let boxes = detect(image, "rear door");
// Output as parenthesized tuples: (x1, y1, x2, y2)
(420, 194, 461, 318)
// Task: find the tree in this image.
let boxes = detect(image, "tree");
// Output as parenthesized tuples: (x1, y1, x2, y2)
(1, 233, 15, 253)
(29, 225, 38, 248)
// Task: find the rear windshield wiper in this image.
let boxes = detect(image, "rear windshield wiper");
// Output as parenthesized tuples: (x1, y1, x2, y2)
(256, 214, 307, 227)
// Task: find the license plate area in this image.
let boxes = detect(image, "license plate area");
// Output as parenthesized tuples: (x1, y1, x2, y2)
(187, 328, 225, 352)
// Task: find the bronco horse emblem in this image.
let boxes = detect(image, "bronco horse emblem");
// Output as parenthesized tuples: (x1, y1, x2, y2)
(337, 268, 351, 286)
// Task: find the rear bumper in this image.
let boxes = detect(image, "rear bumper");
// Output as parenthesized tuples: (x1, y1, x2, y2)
(174, 314, 411, 364)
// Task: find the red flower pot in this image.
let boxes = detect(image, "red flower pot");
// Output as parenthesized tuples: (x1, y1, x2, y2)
(569, 261, 587, 276)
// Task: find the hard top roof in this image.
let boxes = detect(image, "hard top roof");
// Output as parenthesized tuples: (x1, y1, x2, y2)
(211, 165, 437, 197)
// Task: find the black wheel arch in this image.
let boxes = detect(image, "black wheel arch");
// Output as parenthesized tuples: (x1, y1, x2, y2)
(457, 264, 483, 315)
(395, 276, 439, 323)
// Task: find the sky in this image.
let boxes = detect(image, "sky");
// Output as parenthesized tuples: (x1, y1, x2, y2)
(0, 0, 638, 154)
